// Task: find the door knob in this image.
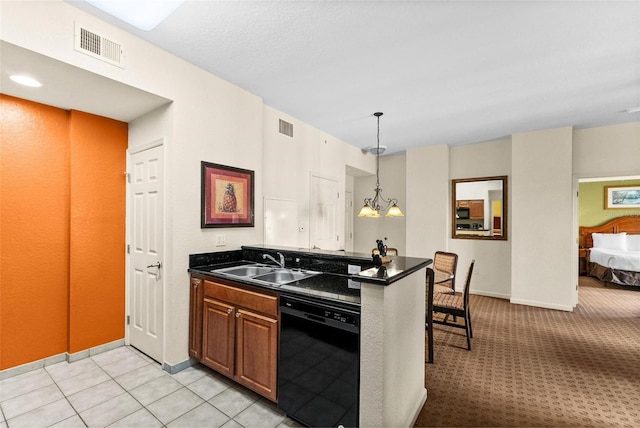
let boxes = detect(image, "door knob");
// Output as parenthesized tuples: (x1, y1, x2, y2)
(147, 262, 162, 269)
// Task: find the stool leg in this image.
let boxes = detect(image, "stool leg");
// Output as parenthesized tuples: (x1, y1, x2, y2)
(465, 312, 472, 350)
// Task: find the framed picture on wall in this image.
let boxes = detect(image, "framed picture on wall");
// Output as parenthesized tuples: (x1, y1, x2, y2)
(604, 185, 640, 209)
(201, 161, 254, 227)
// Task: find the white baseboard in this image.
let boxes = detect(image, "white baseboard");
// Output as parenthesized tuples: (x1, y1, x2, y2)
(163, 358, 197, 374)
(469, 290, 574, 311)
(510, 298, 574, 312)
(470, 289, 511, 300)
(405, 388, 428, 428)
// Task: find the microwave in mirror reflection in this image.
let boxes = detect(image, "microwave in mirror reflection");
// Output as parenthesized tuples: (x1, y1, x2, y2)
(456, 207, 470, 219)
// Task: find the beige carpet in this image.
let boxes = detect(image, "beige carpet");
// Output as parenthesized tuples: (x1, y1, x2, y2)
(415, 276, 640, 427)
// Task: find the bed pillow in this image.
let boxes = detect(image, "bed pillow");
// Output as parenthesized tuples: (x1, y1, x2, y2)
(592, 232, 627, 250)
(627, 235, 640, 251)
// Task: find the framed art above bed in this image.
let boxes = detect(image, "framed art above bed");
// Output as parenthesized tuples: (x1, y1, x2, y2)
(604, 185, 640, 209)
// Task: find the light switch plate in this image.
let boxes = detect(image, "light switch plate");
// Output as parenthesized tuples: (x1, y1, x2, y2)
(215, 234, 226, 247)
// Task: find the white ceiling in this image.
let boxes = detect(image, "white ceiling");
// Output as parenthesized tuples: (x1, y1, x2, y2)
(11, 1, 640, 154)
(1, 41, 171, 122)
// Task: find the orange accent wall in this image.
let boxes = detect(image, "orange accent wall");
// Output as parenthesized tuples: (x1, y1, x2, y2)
(1, 95, 70, 369)
(69, 110, 127, 353)
(0, 95, 127, 369)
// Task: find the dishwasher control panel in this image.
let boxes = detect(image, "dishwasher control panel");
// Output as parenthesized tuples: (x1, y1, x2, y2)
(280, 295, 360, 327)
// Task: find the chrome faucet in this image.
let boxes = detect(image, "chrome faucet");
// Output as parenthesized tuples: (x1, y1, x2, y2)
(263, 252, 285, 268)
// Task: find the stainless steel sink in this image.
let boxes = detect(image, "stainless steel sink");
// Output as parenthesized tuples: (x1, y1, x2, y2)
(212, 263, 320, 286)
(213, 264, 275, 277)
(252, 269, 320, 285)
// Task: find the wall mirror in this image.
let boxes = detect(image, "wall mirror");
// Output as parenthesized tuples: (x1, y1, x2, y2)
(452, 175, 508, 240)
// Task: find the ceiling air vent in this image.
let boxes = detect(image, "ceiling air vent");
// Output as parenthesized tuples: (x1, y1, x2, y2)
(74, 23, 125, 68)
(279, 119, 293, 138)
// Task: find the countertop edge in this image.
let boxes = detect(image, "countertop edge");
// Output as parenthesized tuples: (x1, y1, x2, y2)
(354, 258, 432, 285)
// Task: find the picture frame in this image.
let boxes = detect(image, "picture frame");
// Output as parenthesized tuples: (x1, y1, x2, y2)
(201, 161, 254, 227)
(604, 185, 640, 209)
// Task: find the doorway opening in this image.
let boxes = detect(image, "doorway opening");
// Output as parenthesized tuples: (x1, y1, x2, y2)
(576, 174, 640, 303)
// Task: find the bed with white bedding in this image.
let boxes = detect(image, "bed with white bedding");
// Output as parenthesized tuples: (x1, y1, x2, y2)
(589, 248, 640, 272)
(579, 216, 640, 287)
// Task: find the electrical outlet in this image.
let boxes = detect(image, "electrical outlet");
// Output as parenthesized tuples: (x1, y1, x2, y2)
(215, 234, 226, 247)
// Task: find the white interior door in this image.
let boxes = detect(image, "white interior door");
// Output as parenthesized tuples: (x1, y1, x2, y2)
(345, 190, 354, 252)
(310, 174, 339, 250)
(128, 143, 164, 362)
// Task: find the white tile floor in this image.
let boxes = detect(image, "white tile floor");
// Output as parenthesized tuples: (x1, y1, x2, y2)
(0, 346, 301, 428)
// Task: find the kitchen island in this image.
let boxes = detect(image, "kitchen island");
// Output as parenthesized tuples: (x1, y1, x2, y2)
(189, 245, 432, 427)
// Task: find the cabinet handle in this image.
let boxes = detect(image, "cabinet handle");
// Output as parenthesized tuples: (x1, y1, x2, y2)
(226, 308, 232, 314)
(235, 312, 241, 318)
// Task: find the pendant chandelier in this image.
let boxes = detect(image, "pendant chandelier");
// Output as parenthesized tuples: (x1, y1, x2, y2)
(357, 112, 405, 218)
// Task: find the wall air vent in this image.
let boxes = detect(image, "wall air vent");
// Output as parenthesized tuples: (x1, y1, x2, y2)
(74, 23, 126, 68)
(278, 119, 294, 138)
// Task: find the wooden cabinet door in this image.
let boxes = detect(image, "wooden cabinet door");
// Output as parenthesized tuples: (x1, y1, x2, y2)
(469, 200, 484, 219)
(202, 298, 235, 377)
(235, 309, 278, 401)
(189, 278, 203, 359)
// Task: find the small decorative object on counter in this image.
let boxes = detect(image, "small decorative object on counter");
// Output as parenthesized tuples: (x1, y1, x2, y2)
(375, 265, 388, 278)
(372, 252, 382, 266)
(373, 239, 392, 265)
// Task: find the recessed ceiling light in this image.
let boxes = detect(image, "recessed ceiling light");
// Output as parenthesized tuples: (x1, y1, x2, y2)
(9, 75, 42, 88)
(85, 0, 185, 31)
(625, 106, 640, 114)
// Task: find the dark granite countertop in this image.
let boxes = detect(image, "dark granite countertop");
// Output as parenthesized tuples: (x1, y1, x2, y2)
(188, 246, 432, 306)
(188, 262, 361, 306)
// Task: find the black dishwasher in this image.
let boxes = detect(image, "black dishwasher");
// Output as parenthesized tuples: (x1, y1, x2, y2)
(278, 295, 360, 427)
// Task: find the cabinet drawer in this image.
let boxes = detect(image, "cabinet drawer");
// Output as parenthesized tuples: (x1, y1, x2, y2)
(204, 280, 278, 317)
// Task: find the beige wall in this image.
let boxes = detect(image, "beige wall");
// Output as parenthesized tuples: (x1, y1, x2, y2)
(573, 122, 640, 179)
(511, 127, 575, 310)
(449, 139, 512, 299)
(405, 145, 450, 259)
